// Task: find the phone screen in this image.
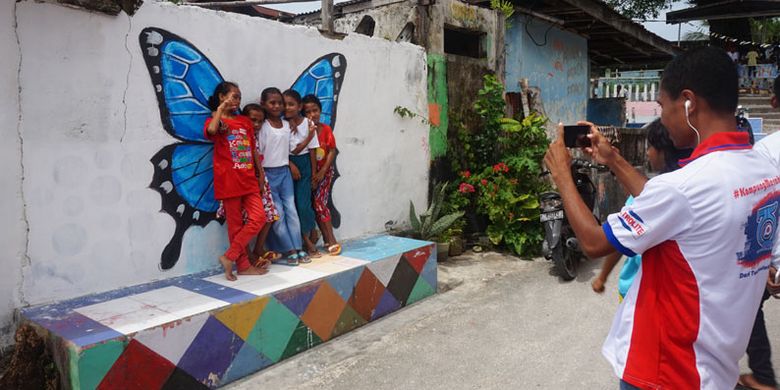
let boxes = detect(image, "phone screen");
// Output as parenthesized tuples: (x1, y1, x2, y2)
(563, 125, 591, 148)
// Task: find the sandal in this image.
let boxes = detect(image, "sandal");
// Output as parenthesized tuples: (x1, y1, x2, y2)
(327, 243, 342, 256)
(297, 250, 312, 264)
(262, 251, 282, 262)
(308, 249, 323, 259)
(285, 253, 300, 266)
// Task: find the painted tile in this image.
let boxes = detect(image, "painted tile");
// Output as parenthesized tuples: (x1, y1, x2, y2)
(176, 316, 244, 387)
(331, 305, 367, 339)
(245, 297, 299, 362)
(406, 277, 436, 306)
(300, 282, 346, 342)
(32, 312, 122, 348)
(385, 257, 420, 306)
(325, 267, 362, 302)
(274, 282, 320, 317)
(161, 367, 208, 390)
(371, 290, 402, 321)
(173, 278, 257, 304)
(75, 296, 178, 335)
(213, 298, 269, 341)
(97, 339, 175, 390)
(281, 321, 323, 360)
(348, 268, 386, 321)
(300, 255, 368, 274)
(340, 235, 431, 262)
(127, 286, 228, 319)
(75, 339, 127, 390)
(132, 313, 210, 366)
(366, 254, 402, 287)
(204, 266, 325, 297)
(220, 343, 273, 385)
(403, 245, 433, 274)
(420, 253, 437, 291)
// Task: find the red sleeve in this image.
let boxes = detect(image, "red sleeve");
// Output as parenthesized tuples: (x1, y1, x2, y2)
(204, 117, 215, 140)
(323, 124, 336, 149)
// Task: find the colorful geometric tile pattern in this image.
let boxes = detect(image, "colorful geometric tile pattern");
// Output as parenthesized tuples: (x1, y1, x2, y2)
(21, 237, 436, 389)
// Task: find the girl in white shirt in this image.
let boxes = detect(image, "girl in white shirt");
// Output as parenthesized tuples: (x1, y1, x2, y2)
(258, 87, 306, 265)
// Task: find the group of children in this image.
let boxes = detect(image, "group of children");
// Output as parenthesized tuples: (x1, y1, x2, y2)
(205, 82, 341, 281)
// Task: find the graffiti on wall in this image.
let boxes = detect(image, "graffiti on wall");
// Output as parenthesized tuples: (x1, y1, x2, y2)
(139, 27, 346, 270)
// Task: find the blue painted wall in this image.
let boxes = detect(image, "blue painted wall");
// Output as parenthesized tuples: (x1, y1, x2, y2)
(505, 15, 588, 125)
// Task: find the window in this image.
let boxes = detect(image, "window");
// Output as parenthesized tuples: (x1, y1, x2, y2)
(443, 25, 486, 58)
(396, 22, 416, 43)
(355, 15, 376, 36)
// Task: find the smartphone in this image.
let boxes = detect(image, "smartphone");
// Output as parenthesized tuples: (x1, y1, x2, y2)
(563, 125, 591, 148)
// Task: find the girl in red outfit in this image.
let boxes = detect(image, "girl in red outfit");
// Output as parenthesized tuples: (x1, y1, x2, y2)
(302, 95, 341, 255)
(205, 82, 267, 281)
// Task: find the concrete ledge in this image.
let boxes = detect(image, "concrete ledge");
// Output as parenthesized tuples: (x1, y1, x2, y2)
(21, 235, 437, 389)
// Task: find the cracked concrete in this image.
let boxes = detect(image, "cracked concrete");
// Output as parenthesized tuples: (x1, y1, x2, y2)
(120, 12, 132, 143)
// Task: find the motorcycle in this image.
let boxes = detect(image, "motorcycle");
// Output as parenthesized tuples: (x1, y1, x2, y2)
(736, 105, 755, 144)
(540, 159, 603, 281)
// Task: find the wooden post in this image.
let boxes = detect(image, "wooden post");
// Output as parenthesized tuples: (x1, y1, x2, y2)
(321, 0, 334, 34)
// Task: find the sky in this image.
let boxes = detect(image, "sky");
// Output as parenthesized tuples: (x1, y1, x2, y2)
(265, 0, 708, 43)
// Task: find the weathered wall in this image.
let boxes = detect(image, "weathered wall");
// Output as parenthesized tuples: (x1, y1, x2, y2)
(294, 0, 502, 162)
(505, 15, 588, 124)
(0, 0, 27, 347)
(3, 0, 429, 344)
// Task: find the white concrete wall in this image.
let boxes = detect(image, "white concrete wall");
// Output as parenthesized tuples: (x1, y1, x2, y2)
(3, 0, 429, 344)
(0, 0, 27, 347)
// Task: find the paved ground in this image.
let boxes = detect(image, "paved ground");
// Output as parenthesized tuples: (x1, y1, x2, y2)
(227, 252, 780, 389)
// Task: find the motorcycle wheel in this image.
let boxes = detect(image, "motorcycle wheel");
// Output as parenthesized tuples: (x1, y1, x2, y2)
(552, 241, 577, 281)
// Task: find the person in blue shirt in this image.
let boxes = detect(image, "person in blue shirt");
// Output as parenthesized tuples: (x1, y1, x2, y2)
(591, 119, 692, 300)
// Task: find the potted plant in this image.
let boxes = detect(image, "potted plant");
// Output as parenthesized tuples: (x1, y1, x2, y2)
(408, 183, 464, 262)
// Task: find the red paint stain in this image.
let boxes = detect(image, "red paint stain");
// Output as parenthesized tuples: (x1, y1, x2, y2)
(547, 72, 555, 78)
(553, 40, 565, 51)
(553, 61, 563, 71)
(428, 103, 441, 126)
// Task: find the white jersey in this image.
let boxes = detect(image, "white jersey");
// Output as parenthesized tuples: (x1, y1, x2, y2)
(602, 132, 780, 389)
(755, 131, 780, 269)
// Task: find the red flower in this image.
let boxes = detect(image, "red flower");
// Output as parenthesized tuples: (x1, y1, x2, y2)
(480, 179, 488, 186)
(460, 170, 472, 178)
(458, 183, 475, 194)
(492, 162, 509, 173)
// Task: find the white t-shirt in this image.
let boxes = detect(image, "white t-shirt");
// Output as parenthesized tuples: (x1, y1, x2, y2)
(755, 131, 780, 168)
(601, 132, 780, 389)
(728, 51, 739, 62)
(289, 117, 320, 156)
(259, 119, 291, 168)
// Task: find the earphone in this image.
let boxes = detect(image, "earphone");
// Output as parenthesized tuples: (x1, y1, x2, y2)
(684, 99, 701, 146)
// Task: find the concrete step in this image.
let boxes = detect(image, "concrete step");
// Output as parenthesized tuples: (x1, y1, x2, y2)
(22, 235, 438, 389)
(740, 95, 773, 105)
(742, 105, 773, 114)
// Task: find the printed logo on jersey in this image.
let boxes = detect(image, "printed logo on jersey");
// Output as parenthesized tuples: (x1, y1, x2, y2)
(737, 191, 780, 268)
(618, 210, 647, 238)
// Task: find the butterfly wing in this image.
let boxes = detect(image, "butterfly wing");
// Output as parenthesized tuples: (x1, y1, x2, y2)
(290, 53, 346, 128)
(291, 53, 347, 228)
(140, 27, 224, 270)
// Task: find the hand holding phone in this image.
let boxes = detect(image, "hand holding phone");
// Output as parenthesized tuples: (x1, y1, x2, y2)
(563, 125, 591, 148)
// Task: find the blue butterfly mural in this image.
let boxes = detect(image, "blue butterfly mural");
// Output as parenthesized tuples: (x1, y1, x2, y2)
(139, 27, 346, 270)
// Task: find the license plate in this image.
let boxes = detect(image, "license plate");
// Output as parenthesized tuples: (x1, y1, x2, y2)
(540, 210, 564, 222)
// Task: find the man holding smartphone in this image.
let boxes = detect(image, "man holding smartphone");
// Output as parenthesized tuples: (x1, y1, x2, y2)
(544, 47, 780, 389)
(740, 75, 780, 390)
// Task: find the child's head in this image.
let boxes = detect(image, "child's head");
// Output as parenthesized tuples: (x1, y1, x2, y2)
(302, 94, 322, 124)
(242, 103, 264, 130)
(645, 119, 693, 174)
(208, 81, 241, 112)
(260, 87, 283, 119)
(282, 89, 303, 120)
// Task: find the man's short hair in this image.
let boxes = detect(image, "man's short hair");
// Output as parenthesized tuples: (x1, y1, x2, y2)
(774, 75, 780, 98)
(661, 46, 738, 114)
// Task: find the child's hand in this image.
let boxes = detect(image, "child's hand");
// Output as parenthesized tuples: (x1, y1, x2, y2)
(591, 277, 606, 294)
(290, 164, 301, 180)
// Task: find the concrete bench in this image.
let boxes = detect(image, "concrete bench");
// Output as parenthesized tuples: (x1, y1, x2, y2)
(21, 235, 437, 389)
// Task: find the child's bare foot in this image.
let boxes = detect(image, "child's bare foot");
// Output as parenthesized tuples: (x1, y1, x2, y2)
(739, 374, 778, 390)
(238, 265, 269, 276)
(219, 255, 237, 281)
